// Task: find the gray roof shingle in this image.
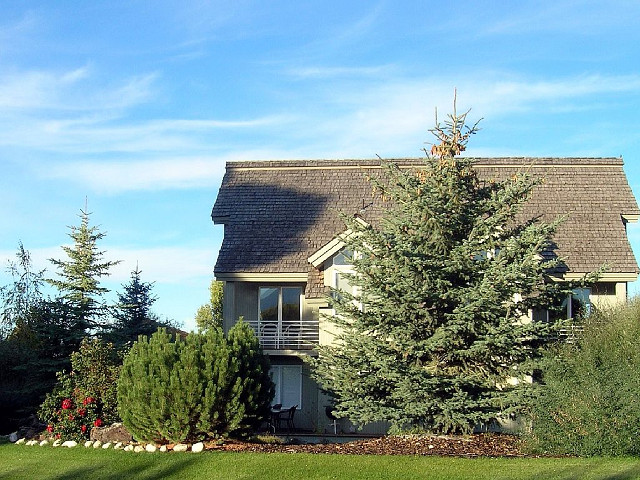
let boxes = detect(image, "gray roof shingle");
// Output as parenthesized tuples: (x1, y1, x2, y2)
(212, 158, 639, 297)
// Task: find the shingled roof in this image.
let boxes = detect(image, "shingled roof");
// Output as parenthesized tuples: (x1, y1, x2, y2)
(212, 158, 639, 297)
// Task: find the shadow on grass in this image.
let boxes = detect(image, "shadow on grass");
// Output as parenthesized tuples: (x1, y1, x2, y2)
(524, 463, 640, 480)
(0, 455, 197, 480)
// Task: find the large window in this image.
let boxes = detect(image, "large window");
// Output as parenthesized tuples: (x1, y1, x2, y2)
(258, 287, 302, 348)
(533, 288, 592, 323)
(270, 365, 302, 408)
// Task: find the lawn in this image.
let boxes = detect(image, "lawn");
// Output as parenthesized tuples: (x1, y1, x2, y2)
(3, 444, 640, 480)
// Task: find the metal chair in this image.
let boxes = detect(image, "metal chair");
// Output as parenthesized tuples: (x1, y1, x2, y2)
(267, 404, 282, 433)
(260, 323, 278, 349)
(277, 405, 298, 432)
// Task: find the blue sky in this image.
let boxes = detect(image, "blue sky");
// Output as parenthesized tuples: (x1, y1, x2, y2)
(2, 1, 640, 331)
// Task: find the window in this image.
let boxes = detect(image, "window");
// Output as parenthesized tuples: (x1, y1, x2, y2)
(331, 248, 360, 305)
(592, 282, 616, 296)
(543, 287, 592, 322)
(258, 287, 302, 348)
(270, 365, 302, 408)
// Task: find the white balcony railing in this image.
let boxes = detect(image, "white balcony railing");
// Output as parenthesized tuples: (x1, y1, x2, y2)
(249, 319, 318, 351)
(558, 324, 584, 344)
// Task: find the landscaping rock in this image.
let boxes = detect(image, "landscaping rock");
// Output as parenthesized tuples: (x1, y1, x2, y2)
(9, 432, 18, 443)
(173, 444, 189, 452)
(16, 415, 46, 440)
(62, 441, 77, 448)
(114, 442, 123, 450)
(39, 440, 49, 447)
(84, 441, 93, 448)
(124, 445, 134, 452)
(102, 442, 112, 449)
(92, 440, 102, 449)
(90, 423, 134, 444)
(191, 442, 204, 453)
(26, 440, 38, 446)
(15, 438, 25, 445)
(145, 444, 157, 453)
(159, 445, 167, 452)
(52, 439, 62, 447)
(134, 445, 145, 453)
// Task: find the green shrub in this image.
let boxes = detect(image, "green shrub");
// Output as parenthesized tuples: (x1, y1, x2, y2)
(38, 338, 121, 441)
(527, 300, 640, 456)
(117, 322, 273, 443)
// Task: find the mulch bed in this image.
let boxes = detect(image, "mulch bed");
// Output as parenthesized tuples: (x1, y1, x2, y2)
(211, 434, 526, 457)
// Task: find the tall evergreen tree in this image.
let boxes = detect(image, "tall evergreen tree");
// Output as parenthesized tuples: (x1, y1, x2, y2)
(311, 101, 592, 434)
(0, 244, 79, 431)
(108, 266, 163, 348)
(47, 208, 120, 334)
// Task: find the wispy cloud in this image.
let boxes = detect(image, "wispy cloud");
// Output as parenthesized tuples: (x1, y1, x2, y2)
(41, 146, 305, 193)
(480, 1, 640, 36)
(45, 157, 228, 193)
(108, 245, 215, 284)
(0, 244, 215, 285)
(0, 68, 156, 110)
(285, 64, 395, 80)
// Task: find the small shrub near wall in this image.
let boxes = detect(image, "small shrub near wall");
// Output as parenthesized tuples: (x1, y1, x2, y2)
(527, 299, 640, 456)
(117, 321, 273, 444)
(39, 338, 121, 441)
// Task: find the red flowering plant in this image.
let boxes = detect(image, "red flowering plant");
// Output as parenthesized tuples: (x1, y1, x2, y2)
(38, 374, 106, 441)
(38, 339, 121, 441)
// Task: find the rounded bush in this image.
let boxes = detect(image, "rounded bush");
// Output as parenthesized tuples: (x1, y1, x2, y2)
(117, 323, 273, 443)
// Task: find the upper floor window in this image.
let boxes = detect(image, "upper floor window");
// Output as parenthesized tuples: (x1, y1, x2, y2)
(260, 287, 301, 323)
(258, 286, 304, 349)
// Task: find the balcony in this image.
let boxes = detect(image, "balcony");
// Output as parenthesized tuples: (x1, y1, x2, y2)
(249, 319, 319, 351)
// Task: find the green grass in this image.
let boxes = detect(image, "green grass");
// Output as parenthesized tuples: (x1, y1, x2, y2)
(3, 444, 640, 480)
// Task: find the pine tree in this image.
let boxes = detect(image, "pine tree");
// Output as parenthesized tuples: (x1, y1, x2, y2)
(310, 100, 590, 434)
(48, 208, 120, 334)
(224, 319, 273, 436)
(195, 280, 224, 331)
(108, 266, 163, 348)
(118, 324, 273, 443)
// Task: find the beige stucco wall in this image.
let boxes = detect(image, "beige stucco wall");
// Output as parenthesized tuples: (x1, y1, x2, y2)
(591, 282, 627, 310)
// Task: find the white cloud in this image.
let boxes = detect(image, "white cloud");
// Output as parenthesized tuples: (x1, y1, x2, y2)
(42, 146, 302, 193)
(108, 246, 215, 284)
(285, 64, 395, 79)
(0, 244, 215, 286)
(0, 68, 156, 111)
(289, 72, 640, 157)
(480, 1, 640, 36)
(46, 157, 227, 193)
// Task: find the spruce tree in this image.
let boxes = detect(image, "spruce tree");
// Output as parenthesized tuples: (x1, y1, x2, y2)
(108, 266, 163, 349)
(311, 101, 589, 434)
(48, 208, 120, 334)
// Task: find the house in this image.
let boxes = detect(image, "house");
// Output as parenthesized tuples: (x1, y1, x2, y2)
(211, 158, 639, 433)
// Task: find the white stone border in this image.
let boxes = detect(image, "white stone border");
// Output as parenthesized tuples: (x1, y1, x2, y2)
(11, 437, 206, 453)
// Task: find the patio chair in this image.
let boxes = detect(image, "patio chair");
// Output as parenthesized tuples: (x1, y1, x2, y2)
(277, 405, 298, 433)
(267, 404, 282, 433)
